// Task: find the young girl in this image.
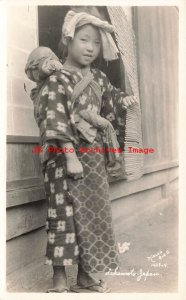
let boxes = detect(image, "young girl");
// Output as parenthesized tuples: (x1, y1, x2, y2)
(25, 10, 138, 293)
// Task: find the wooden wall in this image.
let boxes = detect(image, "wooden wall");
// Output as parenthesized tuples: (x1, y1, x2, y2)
(6, 6, 179, 291)
(134, 6, 178, 172)
(6, 137, 49, 291)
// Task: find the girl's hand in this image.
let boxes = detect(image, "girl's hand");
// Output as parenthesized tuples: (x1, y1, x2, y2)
(121, 95, 138, 109)
(66, 157, 84, 180)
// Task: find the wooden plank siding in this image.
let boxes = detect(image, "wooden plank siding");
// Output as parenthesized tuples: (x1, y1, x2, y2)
(6, 200, 47, 240)
(133, 6, 178, 169)
(6, 6, 179, 291)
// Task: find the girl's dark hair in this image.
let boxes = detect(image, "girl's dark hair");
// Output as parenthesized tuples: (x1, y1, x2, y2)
(58, 39, 68, 63)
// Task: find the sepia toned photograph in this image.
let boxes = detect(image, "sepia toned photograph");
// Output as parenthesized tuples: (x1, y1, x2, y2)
(4, 2, 180, 296)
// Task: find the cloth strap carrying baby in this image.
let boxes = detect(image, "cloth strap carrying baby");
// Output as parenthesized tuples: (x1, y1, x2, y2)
(63, 67, 125, 179)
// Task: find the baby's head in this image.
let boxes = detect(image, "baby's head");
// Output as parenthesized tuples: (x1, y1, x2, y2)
(25, 46, 59, 82)
(59, 10, 119, 67)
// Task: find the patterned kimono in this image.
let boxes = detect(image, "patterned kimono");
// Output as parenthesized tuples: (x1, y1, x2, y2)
(31, 66, 128, 273)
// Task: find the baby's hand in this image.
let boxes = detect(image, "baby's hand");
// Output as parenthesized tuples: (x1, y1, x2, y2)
(39, 58, 63, 77)
(121, 95, 138, 109)
(66, 157, 84, 180)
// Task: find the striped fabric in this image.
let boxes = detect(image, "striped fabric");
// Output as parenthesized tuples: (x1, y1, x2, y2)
(107, 7, 144, 181)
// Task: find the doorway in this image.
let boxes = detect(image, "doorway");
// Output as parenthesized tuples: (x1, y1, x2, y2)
(38, 5, 123, 88)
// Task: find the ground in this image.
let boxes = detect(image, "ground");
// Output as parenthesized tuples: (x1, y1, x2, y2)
(29, 190, 178, 293)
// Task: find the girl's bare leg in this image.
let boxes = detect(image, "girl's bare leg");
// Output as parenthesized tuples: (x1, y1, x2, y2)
(52, 266, 68, 291)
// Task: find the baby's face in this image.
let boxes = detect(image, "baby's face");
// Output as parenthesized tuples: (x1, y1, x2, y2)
(67, 24, 101, 67)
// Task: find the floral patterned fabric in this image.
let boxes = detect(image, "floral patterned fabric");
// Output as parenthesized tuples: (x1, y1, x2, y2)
(44, 155, 80, 267)
(32, 67, 127, 151)
(31, 67, 128, 272)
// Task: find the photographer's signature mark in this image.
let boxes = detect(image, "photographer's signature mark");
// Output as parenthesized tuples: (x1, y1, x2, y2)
(147, 249, 170, 268)
(105, 249, 170, 281)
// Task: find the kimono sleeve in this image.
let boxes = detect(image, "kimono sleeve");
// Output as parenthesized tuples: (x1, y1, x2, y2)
(99, 70, 128, 150)
(42, 74, 78, 144)
(100, 70, 128, 122)
(99, 72, 128, 117)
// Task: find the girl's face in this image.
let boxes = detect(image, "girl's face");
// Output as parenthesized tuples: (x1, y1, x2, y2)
(67, 24, 101, 68)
